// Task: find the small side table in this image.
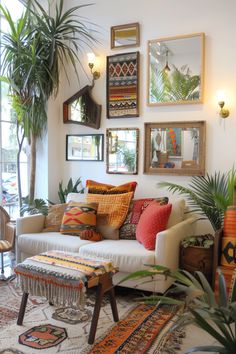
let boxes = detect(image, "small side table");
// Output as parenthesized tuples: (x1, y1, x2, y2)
(15, 251, 119, 344)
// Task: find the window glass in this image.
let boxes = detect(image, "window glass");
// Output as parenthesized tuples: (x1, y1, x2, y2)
(0, 0, 27, 217)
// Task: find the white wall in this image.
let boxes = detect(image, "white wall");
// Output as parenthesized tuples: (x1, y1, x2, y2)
(44, 0, 236, 228)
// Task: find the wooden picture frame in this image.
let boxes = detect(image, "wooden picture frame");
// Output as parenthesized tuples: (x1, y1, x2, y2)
(66, 134, 104, 161)
(111, 22, 140, 49)
(147, 33, 205, 106)
(144, 121, 206, 176)
(106, 128, 139, 174)
(107, 51, 139, 118)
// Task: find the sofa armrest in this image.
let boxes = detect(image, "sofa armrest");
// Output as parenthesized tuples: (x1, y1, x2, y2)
(16, 214, 46, 236)
(155, 216, 197, 270)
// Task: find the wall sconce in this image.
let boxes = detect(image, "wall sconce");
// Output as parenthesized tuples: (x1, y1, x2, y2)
(217, 90, 230, 119)
(87, 52, 100, 87)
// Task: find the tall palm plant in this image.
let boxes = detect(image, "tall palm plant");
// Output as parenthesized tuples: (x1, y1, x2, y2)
(158, 169, 236, 231)
(0, 0, 96, 206)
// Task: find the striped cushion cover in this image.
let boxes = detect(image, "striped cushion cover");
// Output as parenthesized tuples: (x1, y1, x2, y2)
(86, 180, 137, 195)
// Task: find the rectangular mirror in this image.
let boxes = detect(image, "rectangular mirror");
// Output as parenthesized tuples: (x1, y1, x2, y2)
(111, 23, 140, 49)
(66, 134, 104, 161)
(144, 121, 206, 175)
(106, 128, 139, 174)
(148, 33, 205, 105)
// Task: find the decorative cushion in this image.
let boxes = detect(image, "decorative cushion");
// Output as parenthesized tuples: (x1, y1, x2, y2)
(60, 202, 98, 236)
(119, 197, 168, 240)
(166, 199, 185, 228)
(86, 180, 137, 195)
(43, 204, 67, 232)
(80, 230, 103, 242)
(136, 202, 172, 250)
(66, 192, 86, 203)
(86, 192, 133, 239)
(224, 206, 236, 238)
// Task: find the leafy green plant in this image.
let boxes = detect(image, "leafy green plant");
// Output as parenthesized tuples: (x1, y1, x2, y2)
(122, 266, 236, 353)
(181, 234, 214, 248)
(20, 197, 48, 215)
(0, 0, 96, 208)
(158, 169, 236, 231)
(58, 178, 84, 204)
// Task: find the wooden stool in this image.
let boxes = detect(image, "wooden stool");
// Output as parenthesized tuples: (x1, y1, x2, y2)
(15, 252, 119, 344)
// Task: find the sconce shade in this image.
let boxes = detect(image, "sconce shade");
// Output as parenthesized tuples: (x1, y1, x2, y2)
(87, 52, 96, 65)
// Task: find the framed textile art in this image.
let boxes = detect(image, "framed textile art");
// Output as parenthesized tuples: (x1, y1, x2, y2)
(106, 51, 139, 118)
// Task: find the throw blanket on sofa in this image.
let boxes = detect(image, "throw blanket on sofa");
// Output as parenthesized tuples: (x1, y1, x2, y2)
(14, 251, 115, 307)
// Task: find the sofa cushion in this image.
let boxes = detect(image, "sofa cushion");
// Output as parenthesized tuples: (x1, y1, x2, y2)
(86, 192, 133, 240)
(136, 202, 172, 250)
(119, 197, 168, 240)
(79, 239, 155, 273)
(86, 180, 137, 194)
(17, 232, 92, 256)
(60, 202, 98, 236)
(66, 193, 86, 203)
(43, 203, 67, 232)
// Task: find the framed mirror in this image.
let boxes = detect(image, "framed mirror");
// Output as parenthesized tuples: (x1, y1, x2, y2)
(63, 85, 101, 129)
(147, 33, 205, 106)
(144, 121, 206, 175)
(111, 23, 140, 49)
(106, 128, 139, 174)
(66, 134, 104, 161)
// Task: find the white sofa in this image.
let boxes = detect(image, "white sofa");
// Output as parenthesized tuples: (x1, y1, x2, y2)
(16, 200, 196, 294)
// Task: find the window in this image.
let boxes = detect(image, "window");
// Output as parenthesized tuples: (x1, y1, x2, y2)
(0, 0, 27, 217)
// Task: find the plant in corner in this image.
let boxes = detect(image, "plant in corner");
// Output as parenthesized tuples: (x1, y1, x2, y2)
(122, 266, 236, 353)
(0, 0, 96, 212)
(158, 168, 236, 232)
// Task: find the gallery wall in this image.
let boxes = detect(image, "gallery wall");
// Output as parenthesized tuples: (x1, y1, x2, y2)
(39, 0, 236, 233)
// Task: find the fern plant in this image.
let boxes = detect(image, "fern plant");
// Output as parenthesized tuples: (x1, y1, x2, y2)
(122, 266, 236, 353)
(158, 169, 236, 231)
(21, 197, 48, 215)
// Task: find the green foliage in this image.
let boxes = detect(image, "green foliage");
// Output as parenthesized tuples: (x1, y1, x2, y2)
(121, 266, 236, 353)
(20, 197, 48, 215)
(181, 234, 214, 248)
(150, 64, 200, 103)
(58, 178, 84, 204)
(158, 169, 236, 231)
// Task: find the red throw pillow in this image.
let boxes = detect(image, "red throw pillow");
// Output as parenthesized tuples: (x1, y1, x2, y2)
(136, 202, 172, 250)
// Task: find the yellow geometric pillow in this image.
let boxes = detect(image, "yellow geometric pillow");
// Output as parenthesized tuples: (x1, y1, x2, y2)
(86, 192, 133, 239)
(60, 202, 98, 236)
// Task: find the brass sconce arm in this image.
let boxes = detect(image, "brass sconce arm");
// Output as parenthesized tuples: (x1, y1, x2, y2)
(219, 101, 229, 119)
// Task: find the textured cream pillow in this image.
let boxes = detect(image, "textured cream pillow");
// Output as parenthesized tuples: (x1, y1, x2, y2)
(86, 192, 133, 239)
(43, 203, 67, 232)
(167, 199, 185, 228)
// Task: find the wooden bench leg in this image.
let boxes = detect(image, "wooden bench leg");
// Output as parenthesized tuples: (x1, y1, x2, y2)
(88, 273, 119, 345)
(88, 283, 104, 344)
(108, 286, 119, 322)
(17, 292, 29, 325)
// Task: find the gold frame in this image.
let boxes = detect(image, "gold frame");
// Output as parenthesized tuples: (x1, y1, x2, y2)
(106, 128, 139, 175)
(147, 33, 205, 106)
(111, 22, 140, 49)
(144, 121, 206, 176)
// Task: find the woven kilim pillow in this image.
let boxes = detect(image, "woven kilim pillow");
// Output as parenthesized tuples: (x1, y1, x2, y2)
(119, 197, 168, 240)
(86, 192, 133, 239)
(60, 202, 98, 236)
(86, 180, 137, 195)
(43, 203, 68, 232)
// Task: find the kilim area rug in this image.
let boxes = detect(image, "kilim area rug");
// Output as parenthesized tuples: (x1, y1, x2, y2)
(0, 279, 185, 354)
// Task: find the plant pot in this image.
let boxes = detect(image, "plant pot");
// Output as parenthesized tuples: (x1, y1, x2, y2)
(180, 244, 214, 283)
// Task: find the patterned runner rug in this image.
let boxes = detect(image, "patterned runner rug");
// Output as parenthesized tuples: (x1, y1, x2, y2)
(0, 279, 184, 354)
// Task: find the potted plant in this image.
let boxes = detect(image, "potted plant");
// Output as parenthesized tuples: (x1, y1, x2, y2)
(122, 265, 236, 353)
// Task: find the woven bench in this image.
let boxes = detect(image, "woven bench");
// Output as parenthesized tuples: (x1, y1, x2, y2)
(14, 251, 119, 344)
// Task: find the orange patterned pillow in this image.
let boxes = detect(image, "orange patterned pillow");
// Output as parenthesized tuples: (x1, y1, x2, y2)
(86, 192, 133, 239)
(60, 202, 98, 236)
(86, 180, 137, 195)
